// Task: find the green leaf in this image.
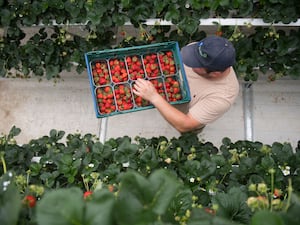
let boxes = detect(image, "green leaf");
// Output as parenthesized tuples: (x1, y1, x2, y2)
(251, 210, 284, 225)
(148, 169, 182, 215)
(165, 6, 180, 21)
(0, 9, 13, 26)
(48, 0, 65, 9)
(61, 154, 73, 165)
(260, 156, 275, 171)
(188, 207, 242, 225)
(289, 64, 300, 79)
(121, 0, 130, 8)
(33, 66, 45, 76)
(271, 142, 293, 165)
(198, 159, 217, 180)
(29, 162, 42, 176)
(40, 171, 59, 188)
(220, 0, 230, 7)
(46, 65, 60, 79)
(8, 126, 21, 139)
(178, 17, 199, 35)
(169, 188, 193, 216)
(115, 171, 154, 225)
(0, 173, 22, 225)
(50, 129, 58, 138)
(92, 142, 112, 159)
(113, 138, 139, 163)
(281, 193, 300, 225)
(212, 187, 251, 224)
(84, 190, 115, 225)
(115, 169, 182, 225)
(112, 13, 127, 26)
(36, 187, 84, 225)
(64, 0, 83, 18)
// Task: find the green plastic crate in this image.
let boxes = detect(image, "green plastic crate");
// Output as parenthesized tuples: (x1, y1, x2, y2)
(84, 41, 191, 118)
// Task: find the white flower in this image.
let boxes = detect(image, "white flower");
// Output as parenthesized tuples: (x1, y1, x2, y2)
(280, 166, 290, 176)
(164, 158, 171, 164)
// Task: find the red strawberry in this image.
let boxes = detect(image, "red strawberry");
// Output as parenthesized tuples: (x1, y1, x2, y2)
(158, 51, 177, 75)
(83, 191, 93, 199)
(91, 61, 111, 85)
(109, 58, 128, 83)
(96, 87, 116, 115)
(164, 77, 182, 102)
(143, 53, 160, 78)
(24, 195, 36, 208)
(114, 84, 133, 111)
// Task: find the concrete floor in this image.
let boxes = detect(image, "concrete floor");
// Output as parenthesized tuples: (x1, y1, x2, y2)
(0, 70, 299, 149)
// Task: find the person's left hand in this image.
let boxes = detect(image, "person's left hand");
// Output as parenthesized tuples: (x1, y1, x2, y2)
(132, 78, 159, 103)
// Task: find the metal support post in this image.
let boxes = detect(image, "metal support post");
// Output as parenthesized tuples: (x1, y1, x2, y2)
(243, 82, 254, 141)
(99, 117, 108, 143)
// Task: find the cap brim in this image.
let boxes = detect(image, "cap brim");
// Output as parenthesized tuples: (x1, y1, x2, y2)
(181, 43, 204, 68)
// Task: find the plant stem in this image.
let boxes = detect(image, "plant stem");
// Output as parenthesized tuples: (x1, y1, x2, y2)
(0, 152, 7, 174)
(270, 171, 274, 212)
(219, 173, 227, 185)
(284, 178, 293, 212)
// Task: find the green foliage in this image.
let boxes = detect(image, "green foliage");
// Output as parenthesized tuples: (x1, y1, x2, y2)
(0, 0, 299, 81)
(0, 127, 300, 224)
(0, 172, 22, 225)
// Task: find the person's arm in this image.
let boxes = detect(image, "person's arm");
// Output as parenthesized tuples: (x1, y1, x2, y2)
(132, 79, 204, 133)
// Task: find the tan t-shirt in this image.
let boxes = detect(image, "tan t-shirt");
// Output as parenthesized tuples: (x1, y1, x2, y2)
(177, 65, 239, 125)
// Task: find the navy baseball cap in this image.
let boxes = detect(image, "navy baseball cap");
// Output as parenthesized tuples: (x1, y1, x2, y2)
(181, 36, 236, 71)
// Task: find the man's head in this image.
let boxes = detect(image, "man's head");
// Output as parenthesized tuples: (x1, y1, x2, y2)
(181, 36, 236, 72)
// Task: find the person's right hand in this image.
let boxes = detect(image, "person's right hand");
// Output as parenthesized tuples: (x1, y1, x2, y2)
(132, 78, 160, 103)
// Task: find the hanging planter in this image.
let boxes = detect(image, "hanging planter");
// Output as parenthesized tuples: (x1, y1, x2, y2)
(0, 0, 299, 81)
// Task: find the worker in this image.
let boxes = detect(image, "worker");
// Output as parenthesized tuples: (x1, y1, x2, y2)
(133, 36, 239, 133)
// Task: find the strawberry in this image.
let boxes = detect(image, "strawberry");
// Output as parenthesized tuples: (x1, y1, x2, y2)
(126, 55, 145, 80)
(114, 84, 133, 111)
(273, 188, 282, 198)
(158, 51, 177, 75)
(150, 78, 166, 99)
(143, 53, 160, 77)
(108, 185, 114, 192)
(164, 77, 182, 102)
(24, 195, 36, 208)
(83, 191, 93, 199)
(96, 87, 116, 115)
(91, 60, 110, 85)
(109, 58, 128, 83)
(134, 94, 150, 107)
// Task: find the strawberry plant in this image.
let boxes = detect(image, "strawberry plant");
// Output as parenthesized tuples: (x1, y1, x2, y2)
(91, 60, 111, 86)
(159, 50, 177, 75)
(1, 127, 300, 225)
(114, 83, 134, 111)
(143, 53, 161, 78)
(109, 58, 128, 83)
(125, 55, 145, 80)
(0, 0, 299, 80)
(96, 86, 116, 115)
